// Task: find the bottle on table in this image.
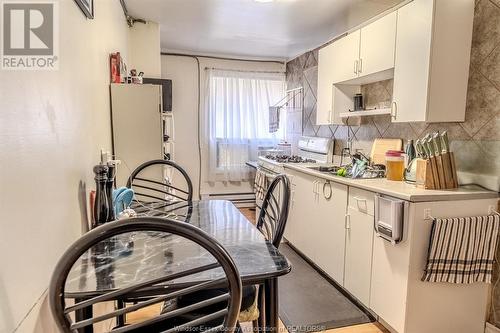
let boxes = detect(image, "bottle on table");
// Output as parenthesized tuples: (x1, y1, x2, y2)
(93, 164, 110, 228)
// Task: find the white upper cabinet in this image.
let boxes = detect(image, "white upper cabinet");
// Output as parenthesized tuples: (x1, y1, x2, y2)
(316, 43, 336, 125)
(331, 30, 361, 84)
(359, 12, 397, 78)
(316, 0, 473, 124)
(391, 0, 474, 123)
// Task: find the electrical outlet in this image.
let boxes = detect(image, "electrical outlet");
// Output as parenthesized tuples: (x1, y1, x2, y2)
(100, 149, 109, 164)
(423, 208, 432, 220)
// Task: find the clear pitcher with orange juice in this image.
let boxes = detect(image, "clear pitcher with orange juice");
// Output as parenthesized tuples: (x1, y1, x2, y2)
(385, 150, 405, 181)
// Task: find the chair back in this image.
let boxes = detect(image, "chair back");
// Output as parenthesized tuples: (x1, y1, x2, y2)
(49, 218, 242, 333)
(257, 174, 291, 248)
(127, 160, 193, 204)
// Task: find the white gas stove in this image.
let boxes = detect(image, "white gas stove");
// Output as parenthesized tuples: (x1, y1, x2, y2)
(254, 137, 334, 220)
(258, 137, 334, 174)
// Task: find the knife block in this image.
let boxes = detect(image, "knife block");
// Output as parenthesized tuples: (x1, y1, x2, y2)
(416, 154, 458, 190)
(416, 159, 434, 189)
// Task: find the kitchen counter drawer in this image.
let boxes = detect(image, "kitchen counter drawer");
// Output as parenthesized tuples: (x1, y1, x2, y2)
(348, 187, 376, 216)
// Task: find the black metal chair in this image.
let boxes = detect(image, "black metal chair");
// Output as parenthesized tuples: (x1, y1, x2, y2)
(256, 174, 291, 248)
(126, 160, 193, 212)
(239, 174, 291, 328)
(49, 217, 242, 333)
(181, 175, 291, 330)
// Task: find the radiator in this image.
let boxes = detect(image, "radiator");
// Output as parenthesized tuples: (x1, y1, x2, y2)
(201, 192, 256, 208)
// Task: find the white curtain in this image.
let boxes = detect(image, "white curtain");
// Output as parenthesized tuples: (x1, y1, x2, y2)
(204, 69, 285, 182)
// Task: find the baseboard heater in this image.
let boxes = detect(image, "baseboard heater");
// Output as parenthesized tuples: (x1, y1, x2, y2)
(201, 192, 256, 208)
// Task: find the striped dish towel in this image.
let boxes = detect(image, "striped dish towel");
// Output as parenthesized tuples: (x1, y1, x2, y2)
(254, 170, 268, 201)
(422, 215, 500, 284)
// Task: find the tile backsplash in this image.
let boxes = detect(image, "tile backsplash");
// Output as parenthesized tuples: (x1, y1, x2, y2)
(286, 0, 499, 192)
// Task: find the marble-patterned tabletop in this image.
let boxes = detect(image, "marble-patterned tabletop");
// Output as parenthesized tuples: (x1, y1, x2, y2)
(65, 200, 291, 297)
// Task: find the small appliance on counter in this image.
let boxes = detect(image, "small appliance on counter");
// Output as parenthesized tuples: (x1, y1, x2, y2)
(374, 195, 407, 244)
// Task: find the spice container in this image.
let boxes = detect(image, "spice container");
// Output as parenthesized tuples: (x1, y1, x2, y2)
(385, 150, 405, 181)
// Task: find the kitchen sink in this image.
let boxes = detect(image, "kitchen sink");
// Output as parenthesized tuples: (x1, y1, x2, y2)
(306, 165, 386, 179)
(307, 165, 342, 173)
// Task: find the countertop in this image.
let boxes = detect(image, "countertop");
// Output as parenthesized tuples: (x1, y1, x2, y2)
(284, 164, 498, 203)
(246, 161, 259, 169)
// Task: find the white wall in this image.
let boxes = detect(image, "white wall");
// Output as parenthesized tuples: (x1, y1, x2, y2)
(0, 1, 130, 332)
(128, 21, 161, 78)
(161, 55, 285, 198)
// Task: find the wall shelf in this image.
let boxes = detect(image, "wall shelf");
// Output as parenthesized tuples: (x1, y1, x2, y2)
(339, 108, 391, 118)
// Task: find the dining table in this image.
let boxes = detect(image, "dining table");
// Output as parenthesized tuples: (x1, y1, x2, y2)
(65, 200, 291, 332)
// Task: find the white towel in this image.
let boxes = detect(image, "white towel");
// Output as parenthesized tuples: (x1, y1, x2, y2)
(422, 215, 500, 284)
(254, 170, 268, 201)
(269, 106, 280, 133)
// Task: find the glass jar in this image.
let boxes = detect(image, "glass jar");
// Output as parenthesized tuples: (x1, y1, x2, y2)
(385, 150, 405, 181)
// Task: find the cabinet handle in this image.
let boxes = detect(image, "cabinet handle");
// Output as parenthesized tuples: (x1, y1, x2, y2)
(359, 58, 363, 74)
(391, 101, 397, 120)
(353, 196, 367, 202)
(354, 60, 358, 74)
(345, 214, 351, 230)
(323, 182, 333, 200)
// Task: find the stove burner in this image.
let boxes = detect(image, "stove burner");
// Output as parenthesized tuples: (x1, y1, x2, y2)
(265, 154, 317, 164)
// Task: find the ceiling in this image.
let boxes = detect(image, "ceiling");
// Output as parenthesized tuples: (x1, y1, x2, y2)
(125, 0, 404, 61)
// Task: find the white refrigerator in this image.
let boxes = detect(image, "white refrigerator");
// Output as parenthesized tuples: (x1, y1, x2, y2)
(110, 83, 174, 187)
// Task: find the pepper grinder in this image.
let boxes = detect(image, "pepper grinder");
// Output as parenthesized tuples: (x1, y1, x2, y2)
(105, 161, 117, 221)
(93, 164, 110, 228)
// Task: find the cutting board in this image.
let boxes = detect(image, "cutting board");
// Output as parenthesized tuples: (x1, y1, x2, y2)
(370, 138, 403, 165)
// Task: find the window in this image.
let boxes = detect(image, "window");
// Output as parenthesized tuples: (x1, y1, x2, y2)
(205, 69, 285, 182)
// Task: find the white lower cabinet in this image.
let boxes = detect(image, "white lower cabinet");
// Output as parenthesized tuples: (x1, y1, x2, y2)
(284, 169, 494, 333)
(370, 229, 410, 333)
(314, 180, 348, 284)
(285, 170, 347, 285)
(344, 189, 375, 305)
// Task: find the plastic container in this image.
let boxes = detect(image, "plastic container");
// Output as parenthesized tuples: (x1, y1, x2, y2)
(385, 150, 405, 181)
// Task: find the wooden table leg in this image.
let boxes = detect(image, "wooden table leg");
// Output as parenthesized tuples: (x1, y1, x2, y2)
(264, 278, 278, 333)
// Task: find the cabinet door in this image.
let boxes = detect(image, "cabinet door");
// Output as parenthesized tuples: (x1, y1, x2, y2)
(287, 172, 317, 260)
(316, 44, 335, 125)
(344, 207, 374, 305)
(359, 12, 397, 77)
(314, 181, 348, 285)
(370, 232, 410, 333)
(284, 181, 297, 243)
(392, 0, 433, 122)
(331, 30, 361, 84)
